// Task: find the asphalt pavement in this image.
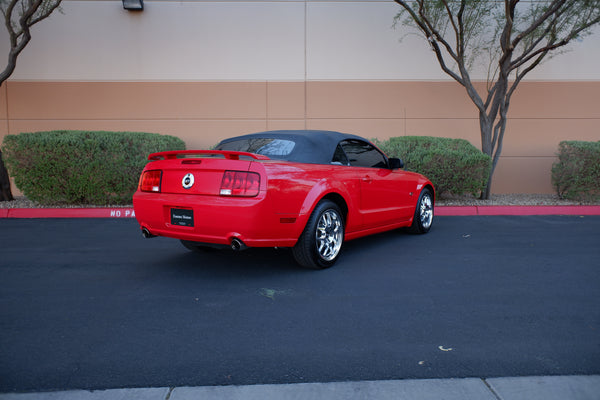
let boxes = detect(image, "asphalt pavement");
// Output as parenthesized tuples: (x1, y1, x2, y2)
(1, 215, 599, 398)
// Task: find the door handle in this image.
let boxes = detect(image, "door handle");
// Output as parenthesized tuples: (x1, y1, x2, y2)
(361, 176, 372, 183)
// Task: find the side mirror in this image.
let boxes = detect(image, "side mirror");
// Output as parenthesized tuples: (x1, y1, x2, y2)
(388, 157, 404, 170)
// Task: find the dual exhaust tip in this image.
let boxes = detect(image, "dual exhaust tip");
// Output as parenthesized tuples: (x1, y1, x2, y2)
(141, 227, 246, 251)
(230, 238, 246, 251)
(141, 228, 156, 239)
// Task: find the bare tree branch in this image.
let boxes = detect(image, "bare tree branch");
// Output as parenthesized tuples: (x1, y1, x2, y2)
(394, 0, 487, 113)
(0, 0, 62, 86)
(511, 0, 566, 50)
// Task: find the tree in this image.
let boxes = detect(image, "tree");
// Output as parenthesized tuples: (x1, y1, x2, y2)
(394, 0, 600, 199)
(0, 0, 62, 201)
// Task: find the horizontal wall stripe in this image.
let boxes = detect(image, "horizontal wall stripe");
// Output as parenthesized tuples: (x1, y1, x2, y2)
(2, 80, 599, 196)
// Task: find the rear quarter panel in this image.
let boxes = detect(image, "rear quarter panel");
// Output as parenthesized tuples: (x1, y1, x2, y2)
(258, 162, 362, 233)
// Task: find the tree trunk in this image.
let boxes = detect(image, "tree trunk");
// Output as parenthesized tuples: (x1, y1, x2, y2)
(479, 113, 506, 200)
(0, 150, 14, 201)
(483, 158, 497, 200)
(479, 112, 494, 199)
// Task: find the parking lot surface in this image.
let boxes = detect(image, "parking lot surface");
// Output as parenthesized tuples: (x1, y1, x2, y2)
(1, 216, 599, 393)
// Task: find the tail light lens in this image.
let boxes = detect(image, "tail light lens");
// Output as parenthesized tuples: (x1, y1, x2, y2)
(140, 170, 162, 192)
(220, 171, 260, 197)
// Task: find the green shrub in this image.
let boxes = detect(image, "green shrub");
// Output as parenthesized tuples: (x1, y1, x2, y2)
(2, 130, 186, 205)
(374, 136, 491, 198)
(552, 140, 600, 203)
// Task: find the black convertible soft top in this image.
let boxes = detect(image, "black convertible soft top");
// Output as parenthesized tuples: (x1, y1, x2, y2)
(216, 130, 370, 164)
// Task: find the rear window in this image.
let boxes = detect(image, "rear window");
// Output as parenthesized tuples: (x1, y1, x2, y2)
(217, 138, 296, 159)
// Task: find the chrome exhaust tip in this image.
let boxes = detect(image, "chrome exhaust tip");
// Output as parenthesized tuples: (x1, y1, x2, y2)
(231, 238, 247, 251)
(141, 228, 156, 239)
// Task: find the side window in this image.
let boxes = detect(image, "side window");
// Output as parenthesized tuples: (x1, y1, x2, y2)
(340, 140, 388, 168)
(331, 144, 350, 165)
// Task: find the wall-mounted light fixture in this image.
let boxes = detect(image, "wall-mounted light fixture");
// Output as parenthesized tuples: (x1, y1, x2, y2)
(122, 0, 143, 11)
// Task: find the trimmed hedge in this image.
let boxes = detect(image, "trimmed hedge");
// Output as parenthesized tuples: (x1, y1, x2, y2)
(374, 136, 492, 197)
(552, 140, 600, 202)
(2, 130, 186, 205)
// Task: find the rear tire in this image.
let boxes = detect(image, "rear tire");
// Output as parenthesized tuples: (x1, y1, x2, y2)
(292, 200, 344, 269)
(408, 187, 434, 234)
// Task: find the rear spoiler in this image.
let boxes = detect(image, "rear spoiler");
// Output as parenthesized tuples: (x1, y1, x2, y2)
(148, 150, 271, 161)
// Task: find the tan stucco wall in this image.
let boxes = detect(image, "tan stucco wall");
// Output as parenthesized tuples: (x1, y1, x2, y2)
(4, 1, 600, 82)
(2, 80, 599, 195)
(2, 1, 599, 197)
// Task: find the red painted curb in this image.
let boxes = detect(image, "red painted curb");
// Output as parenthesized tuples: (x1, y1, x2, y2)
(1, 206, 599, 219)
(2, 208, 136, 218)
(435, 206, 479, 216)
(436, 205, 600, 216)
(475, 205, 600, 216)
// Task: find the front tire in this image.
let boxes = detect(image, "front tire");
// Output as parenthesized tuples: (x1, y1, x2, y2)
(408, 187, 434, 234)
(292, 200, 344, 269)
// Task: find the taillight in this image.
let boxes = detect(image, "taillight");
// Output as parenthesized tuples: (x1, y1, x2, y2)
(220, 171, 260, 197)
(140, 170, 162, 192)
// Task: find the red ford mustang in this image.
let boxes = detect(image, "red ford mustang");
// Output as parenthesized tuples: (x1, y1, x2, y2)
(133, 130, 434, 269)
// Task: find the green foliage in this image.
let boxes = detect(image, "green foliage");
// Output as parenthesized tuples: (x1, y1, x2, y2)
(2, 130, 186, 205)
(375, 136, 491, 198)
(552, 140, 600, 203)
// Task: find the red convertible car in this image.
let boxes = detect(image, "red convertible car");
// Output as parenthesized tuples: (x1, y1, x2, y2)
(133, 130, 434, 269)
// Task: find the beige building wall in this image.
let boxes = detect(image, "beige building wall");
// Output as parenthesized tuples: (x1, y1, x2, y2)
(1, 1, 599, 196)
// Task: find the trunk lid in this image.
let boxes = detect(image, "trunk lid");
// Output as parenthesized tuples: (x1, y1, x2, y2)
(145, 150, 268, 196)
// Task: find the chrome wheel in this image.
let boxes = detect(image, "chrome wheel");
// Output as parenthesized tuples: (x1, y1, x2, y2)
(315, 209, 343, 261)
(408, 187, 434, 234)
(292, 200, 345, 269)
(419, 192, 433, 230)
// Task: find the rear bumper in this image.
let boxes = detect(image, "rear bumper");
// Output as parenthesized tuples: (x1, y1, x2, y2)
(133, 191, 303, 248)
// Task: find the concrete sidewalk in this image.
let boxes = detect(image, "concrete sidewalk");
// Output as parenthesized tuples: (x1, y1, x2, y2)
(1, 376, 599, 400)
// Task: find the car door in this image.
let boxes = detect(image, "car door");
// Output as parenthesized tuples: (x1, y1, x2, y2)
(339, 139, 413, 229)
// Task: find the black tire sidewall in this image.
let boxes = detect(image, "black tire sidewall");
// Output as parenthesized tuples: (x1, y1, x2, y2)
(410, 188, 433, 234)
(293, 200, 344, 269)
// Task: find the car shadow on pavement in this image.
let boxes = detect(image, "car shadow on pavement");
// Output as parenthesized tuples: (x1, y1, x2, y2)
(148, 245, 308, 276)
(143, 227, 420, 277)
